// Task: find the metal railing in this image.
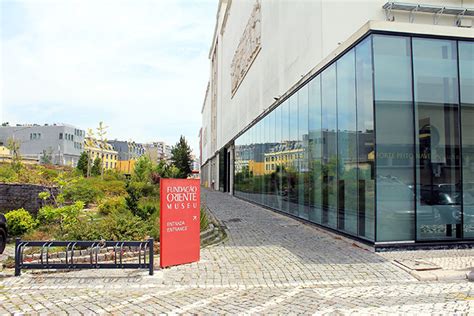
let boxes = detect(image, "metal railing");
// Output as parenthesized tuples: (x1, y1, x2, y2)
(15, 238, 154, 276)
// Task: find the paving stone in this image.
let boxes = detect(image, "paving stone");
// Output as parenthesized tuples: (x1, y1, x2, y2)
(1, 189, 474, 314)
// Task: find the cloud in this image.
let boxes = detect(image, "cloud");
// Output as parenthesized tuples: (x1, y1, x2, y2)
(0, 0, 216, 153)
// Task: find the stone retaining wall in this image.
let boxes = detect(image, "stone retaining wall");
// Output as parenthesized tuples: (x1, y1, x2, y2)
(0, 183, 58, 214)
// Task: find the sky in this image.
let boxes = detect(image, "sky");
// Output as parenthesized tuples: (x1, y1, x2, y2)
(0, 0, 217, 154)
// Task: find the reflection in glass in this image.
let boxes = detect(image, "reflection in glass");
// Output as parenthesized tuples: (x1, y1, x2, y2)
(322, 64, 338, 228)
(233, 34, 473, 244)
(355, 36, 375, 240)
(267, 110, 277, 209)
(374, 35, 415, 242)
(308, 76, 322, 223)
(257, 120, 264, 205)
(461, 41, 474, 238)
(275, 105, 283, 211)
(234, 134, 242, 198)
(337, 49, 358, 235)
(281, 100, 290, 213)
(262, 116, 269, 207)
(298, 86, 310, 219)
(413, 38, 461, 240)
(288, 94, 299, 216)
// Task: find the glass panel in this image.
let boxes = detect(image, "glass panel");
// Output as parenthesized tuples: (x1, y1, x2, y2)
(275, 105, 283, 211)
(234, 135, 242, 197)
(413, 38, 461, 241)
(321, 64, 338, 228)
(460, 41, 474, 238)
(309, 76, 322, 224)
(257, 120, 264, 205)
(267, 110, 277, 209)
(245, 130, 252, 200)
(281, 100, 290, 213)
(355, 36, 375, 241)
(249, 125, 256, 202)
(298, 85, 310, 219)
(262, 116, 269, 206)
(219, 148, 225, 192)
(374, 35, 415, 242)
(337, 49, 358, 235)
(288, 94, 299, 216)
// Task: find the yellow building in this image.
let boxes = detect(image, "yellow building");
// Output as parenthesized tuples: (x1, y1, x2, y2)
(116, 160, 136, 174)
(264, 147, 305, 175)
(248, 160, 265, 176)
(84, 138, 118, 170)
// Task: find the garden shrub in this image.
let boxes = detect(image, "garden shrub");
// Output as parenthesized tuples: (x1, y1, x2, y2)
(4, 208, 37, 236)
(0, 164, 18, 183)
(98, 210, 150, 240)
(200, 208, 209, 231)
(135, 198, 159, 220)
(23, 228, 56, 241)
(37, 201, 84, 236)
(62, 179, 103, 205)
(103, 170, 126, 181)
(83, 177, 127, 197)
(98, 196, 127, 215)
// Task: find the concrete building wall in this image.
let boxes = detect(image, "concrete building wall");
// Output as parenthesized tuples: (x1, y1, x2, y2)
(0, 124, 85, 166)
(202, 0, 472, 165)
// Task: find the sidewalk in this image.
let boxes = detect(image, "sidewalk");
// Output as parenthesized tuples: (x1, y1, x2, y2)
(1, 189, 473, 314)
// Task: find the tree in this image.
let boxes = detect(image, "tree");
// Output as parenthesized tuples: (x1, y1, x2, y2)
(133, 155, 152, 182)
(77, 152, 88, 176)
(40, 148, 53, 165)
(170, 136, 192, 178)
(91, 157, 102, 177)
(85, 129, 95, 177)
(7, 137, 22, 172)
(96, 122, 108, 179)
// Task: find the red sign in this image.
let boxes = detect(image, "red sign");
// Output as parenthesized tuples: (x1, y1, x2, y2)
(160, 178, 200, 268)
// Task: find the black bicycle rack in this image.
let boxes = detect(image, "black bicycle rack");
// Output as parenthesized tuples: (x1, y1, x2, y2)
(15, 238, 154, 276)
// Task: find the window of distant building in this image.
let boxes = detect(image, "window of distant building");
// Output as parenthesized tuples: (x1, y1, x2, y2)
(59, 133, 63, 140)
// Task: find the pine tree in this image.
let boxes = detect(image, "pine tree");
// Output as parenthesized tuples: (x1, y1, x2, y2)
(170, 136, 192, 179)
(77, 152, 88, 176)
(91, 157, 102, 177)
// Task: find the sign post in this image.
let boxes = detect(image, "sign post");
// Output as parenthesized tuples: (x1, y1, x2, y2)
(159, 178, 200, 268)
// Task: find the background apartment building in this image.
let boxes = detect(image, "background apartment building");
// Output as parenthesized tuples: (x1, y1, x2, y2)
(84, 137, 118, 171)
(108, 140, 146, 174)
(144, 141, 172, 163)
(0, 124, 85, 166)
(201, 0, 473, 247)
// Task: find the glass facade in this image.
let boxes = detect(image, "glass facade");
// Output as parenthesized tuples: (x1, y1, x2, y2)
(234, 33, 474, 244)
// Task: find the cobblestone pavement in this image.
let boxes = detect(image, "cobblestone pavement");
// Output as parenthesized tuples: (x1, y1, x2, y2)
(380, 248, 474, 271)
(1, 189, 474, 314)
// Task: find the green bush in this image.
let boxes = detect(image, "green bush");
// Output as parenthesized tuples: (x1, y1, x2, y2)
(200, 208, 209, 231)
(82, 177, 127, 197)
(98, 196, 127, 215)
(4, 208, 37, 236)
(0, 164, 18, 183)
(103, 170, 126, 181)
(69, 209, 151, 241)
(37, 201, 84, 235)
(62, 179, 103, 205)
(133, 156, 152, 182)
(136, 198, 159, 220)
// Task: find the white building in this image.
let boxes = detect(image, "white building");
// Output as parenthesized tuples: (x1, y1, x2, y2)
(200, 0, 474, 247)
(0, 123, 85, 166)
(144, 141, 172, 163)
